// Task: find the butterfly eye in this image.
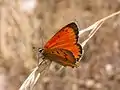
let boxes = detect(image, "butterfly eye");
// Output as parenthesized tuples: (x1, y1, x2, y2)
(38, 48, 43, 53)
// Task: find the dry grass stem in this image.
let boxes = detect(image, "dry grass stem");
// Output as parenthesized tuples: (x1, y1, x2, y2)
(80, 10, 120, 48)
(19, 59, 51, 90)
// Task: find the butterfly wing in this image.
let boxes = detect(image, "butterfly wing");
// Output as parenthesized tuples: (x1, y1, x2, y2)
(43, 48, 78, 67)
(44, 22, 82, 61)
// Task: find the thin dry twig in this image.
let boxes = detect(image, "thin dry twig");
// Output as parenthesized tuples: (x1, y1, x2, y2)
(19, 10, 120, 90)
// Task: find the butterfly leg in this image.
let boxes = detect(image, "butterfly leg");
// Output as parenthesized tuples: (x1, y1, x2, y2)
(57, 66, 65, 72)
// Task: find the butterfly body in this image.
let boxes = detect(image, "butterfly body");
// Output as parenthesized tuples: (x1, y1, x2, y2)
(39, 22, 83, 68)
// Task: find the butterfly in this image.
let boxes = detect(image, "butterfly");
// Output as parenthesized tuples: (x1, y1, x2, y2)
(38, 22, 83, 68)
(20, 21, 104, 89)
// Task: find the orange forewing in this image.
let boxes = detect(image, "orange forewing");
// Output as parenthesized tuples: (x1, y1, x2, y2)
(44, 22, 82, 61)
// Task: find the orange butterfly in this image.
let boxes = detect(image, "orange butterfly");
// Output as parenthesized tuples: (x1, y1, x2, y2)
(20, 20, 104, 89)
(38, 22, 83, 68)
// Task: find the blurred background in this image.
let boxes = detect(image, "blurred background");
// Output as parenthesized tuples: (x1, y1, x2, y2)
(0, 0, 120, 90)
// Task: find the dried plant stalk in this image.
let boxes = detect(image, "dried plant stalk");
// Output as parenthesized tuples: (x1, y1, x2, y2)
(80, 10, 120, 48)
(19, 59, 51, 90)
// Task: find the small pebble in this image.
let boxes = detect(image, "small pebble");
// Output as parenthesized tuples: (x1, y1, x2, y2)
(105, 64, 113, 75)
(85, 79, 95, 88)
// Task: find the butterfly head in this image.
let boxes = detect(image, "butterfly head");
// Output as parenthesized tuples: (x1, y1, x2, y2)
(38, 48, 43, 53)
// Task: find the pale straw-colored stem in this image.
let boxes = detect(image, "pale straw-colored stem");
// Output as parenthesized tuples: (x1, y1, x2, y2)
(19, 66, 39, 90)
(79, 10, 120, 36)
(81, 21, 104, 48)
(80, 10, 120, 48)
(19, 59, 51, 90)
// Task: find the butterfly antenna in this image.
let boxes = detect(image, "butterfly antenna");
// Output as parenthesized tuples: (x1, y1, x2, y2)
(37, 27, 44, 64)
(81, 21, 104, 48)
(40, 27, 44, 49)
